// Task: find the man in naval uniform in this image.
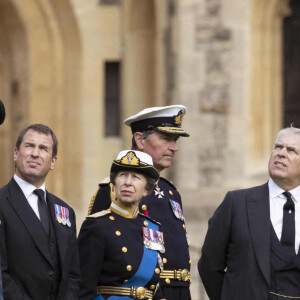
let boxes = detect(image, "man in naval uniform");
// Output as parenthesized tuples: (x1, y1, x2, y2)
(198, 126, 300, 300)
(89, 105, 192, 300)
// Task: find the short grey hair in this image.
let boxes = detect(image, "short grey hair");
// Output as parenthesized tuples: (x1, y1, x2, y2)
(275, 125, 300, 143)
(131, 130, 156, 150)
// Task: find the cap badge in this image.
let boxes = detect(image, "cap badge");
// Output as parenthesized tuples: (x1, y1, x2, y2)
(173, 110, 184, 126)
(120, 151, 140, 166)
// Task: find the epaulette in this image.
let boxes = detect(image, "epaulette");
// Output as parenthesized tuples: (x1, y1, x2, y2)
(87, 186, 100, 215)
(139, 212, 162, 227)
(160, 176, 177, 190)
(87, 209, 111, 218)
(99, 176, 110, 184)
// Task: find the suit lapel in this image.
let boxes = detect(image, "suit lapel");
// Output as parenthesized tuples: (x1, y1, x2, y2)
(8, 179, 53, 265)
(47, 193, 69, 266)
(247, 183, 270, 285)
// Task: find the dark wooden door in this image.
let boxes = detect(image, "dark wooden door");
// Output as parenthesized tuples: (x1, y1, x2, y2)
(283, 0, 300, 128)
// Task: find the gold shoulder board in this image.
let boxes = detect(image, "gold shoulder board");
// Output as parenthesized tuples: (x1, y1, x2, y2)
(87, 209, 111, 218)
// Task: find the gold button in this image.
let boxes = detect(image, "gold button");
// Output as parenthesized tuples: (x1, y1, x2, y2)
(165, 278, 171, 284)
(122, 247, 127, 253)
(169, 190, 173, 195)
(188, 241, 191, 247)
(155, 268, 160, 274)
(163, 258, 167, 264)
(150, 285, 156, 290)
(183, 224, 186, 230)
(115, 231, 121, 236)
(124, 279, 128, 283)
(109, 216, 115, 220)
(126, 265, 132, 271)
(142, 205, 147, 211)
(144, 221, 148, 226)
(189, 260, 192, 265)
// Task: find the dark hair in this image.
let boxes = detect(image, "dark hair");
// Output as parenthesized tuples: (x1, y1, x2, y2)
(15, 124, 58, 157)
(110, 171, 156, 195)
(131, 130, 156, 150)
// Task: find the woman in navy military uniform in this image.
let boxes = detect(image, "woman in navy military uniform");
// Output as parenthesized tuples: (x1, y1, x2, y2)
(78, 150, 165, 300)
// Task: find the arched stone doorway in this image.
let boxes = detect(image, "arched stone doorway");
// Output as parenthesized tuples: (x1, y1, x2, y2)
(121, 0, 157, 144)
(248, 0, 290, 173)
(0, 0, 29, 183)
(283, 0, 300, 127)
(0, 0, 82, 209)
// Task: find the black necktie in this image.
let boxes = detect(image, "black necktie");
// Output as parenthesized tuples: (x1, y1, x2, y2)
(34, 189, 50, 235)
(281, 191, 295, 251)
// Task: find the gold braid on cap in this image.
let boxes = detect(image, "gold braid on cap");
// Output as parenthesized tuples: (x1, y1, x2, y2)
(120, 151, 140, 166)
(173, 110, 184, 126)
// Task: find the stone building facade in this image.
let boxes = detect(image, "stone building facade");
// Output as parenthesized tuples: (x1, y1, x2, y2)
(0, 0, 298, 299)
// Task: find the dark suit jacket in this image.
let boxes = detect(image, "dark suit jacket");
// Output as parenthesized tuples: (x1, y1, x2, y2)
(0, 178, 80, 300)
(0, 255, 3, 300)
(198, 183, 271, 300)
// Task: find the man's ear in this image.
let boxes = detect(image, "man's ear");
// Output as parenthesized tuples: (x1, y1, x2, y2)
(13, 147, 18, 163)
(134, 132, 144, 150)
(50, 156, 57, 171)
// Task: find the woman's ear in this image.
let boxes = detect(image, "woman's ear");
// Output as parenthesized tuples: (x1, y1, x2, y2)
(143, 189, 148, 197)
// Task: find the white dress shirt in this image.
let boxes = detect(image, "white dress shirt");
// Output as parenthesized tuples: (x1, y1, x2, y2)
(269, 178, 300, 254)
(14, 174, 46, 220)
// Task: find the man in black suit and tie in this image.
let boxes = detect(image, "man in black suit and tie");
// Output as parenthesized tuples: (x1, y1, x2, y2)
(198, 126, 300, 300)
(0, 124, 80, 300)
(0, 100, 6, 300)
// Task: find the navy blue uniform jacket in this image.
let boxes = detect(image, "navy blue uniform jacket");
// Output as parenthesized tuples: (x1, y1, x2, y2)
(89, 177, 191, 289)
(78, 208, 163, 299)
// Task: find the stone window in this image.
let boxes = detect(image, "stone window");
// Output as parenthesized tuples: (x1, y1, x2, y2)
(99, 0, 120, 5)
(104, 61, 121, 136)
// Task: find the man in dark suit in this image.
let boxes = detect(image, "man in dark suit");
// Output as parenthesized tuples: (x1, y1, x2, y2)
(198, 126, 300, 300)
(0, 124, 80, 300)
(0, 100, 6, 300)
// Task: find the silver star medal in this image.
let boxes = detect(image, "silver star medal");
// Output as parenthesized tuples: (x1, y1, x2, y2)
(157, 253, 164, 271)
(154, 186, 164, 199)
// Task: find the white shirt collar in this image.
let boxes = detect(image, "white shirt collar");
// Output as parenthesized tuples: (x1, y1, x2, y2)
(268, 178, 300, 202)
(14, 174, 46, 198)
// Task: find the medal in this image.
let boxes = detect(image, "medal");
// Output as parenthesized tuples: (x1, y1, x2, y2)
(169, 199, 185, 221)
(154, 186, 164, 199)
(143, 227, 165, 253)
(65, 207, 71, 227)
(61, 206, 66, 225)
(55, 204, 70, 226)
(186, 232, 191, 245)
(54, 204, 62, 223)
(157, 253, 164, 271)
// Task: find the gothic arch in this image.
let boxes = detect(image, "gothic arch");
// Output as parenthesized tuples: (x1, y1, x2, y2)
(0, 0, 82, 207)
(248, 0, 290, 171)
(121, 0, 156, 143)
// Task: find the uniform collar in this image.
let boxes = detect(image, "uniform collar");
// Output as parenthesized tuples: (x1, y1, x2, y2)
(109, 199, 139, 219)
